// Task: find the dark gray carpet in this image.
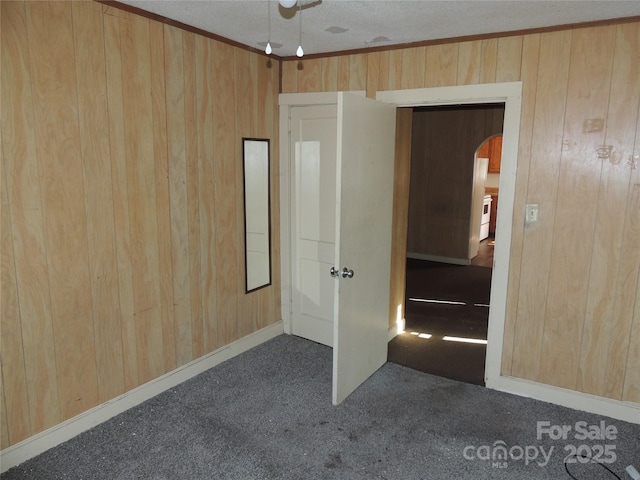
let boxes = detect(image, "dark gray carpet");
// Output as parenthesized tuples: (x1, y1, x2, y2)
(3, 334, 639, 479)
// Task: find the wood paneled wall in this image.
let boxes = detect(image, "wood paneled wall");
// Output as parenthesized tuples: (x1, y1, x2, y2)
(1, 0, 280, 448)
(407, 105, 504, 260)
(282, 23, 640, 404)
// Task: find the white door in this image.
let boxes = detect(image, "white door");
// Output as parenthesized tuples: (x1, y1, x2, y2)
(290, 104, 338, 347)
(332, 92, 396, 405)
(287, 93, 396, 404)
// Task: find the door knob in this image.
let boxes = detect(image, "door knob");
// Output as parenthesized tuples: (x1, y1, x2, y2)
(341, 267, 354, 279)
(330, 266, 339, 278)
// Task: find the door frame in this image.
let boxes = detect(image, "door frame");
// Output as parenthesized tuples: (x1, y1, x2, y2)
(377, 82, 522, 389)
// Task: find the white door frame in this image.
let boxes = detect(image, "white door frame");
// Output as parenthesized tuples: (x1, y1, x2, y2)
(377, 83, 521, 390)
(376, 84, 639, 424)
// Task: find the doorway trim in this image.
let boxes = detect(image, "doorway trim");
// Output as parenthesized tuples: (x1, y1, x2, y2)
(376, 82, 522, 391)
(377, 84, 639, 424)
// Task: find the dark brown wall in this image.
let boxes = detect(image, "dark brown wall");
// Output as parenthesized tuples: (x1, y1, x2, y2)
(406, 104, 504, 260)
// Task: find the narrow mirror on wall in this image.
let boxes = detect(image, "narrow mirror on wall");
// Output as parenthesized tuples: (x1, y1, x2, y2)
(243, 138, 272, 292)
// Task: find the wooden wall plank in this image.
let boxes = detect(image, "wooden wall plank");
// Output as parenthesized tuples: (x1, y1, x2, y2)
(320, 56, 338, 92)
(456, 40, 481, 85)
(539, 26, 616, 389)
(425, 43, 458, 87)
(257, 54, 278, 330)
(622, 226, 640, 402)
(269, 59, 282, 329)
(103, 9, 139, 391)
(257, 55, 275, 139)
(235, 48, 255, 339)
(121, 13, 165, 383)
(281, 59, 298, 93)
(501, 33, 540, 375)
(0, 374, 8, 449)
(365, 51, 381, 98)
(164, 24, 194, 366)
(26, 0, 99, 419)
(195, 34, 219, 353)
(400, 46, 425, 90)
(579, 23, 640, 398)
(235, 48, 255, 138)
(72, 0, 125, 403)
(510, 30, 572, 381)
(183, 31, 203, 360)
(212, 40, 239, 346)
(1, 0, 60, 434)
(496, 36, 523, 82)
(479, 38, 498, 83)
(0, 86, 10, 447)
(336, 55, 350, 91)
(348, 53, 367, 91)
(149, 20, 177, 373)
(618, 167, 640, 402)
(387, 49, 403, 90)
(1, 152, 31, 445)
(298, 57, 321, 92)
(377, 51, 390, 92)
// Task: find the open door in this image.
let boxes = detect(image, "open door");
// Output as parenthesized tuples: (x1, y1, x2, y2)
(332, 93, 397, 405)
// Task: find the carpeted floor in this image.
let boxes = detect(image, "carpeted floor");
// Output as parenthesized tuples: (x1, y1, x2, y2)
(3, 334, 638, 480)
(388, 258, 492, 385)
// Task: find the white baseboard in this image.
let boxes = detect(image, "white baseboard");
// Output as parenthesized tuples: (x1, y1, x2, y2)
(0, 321, 284, 473)
(406, 252, 470, 265)
(486, 375, 640, 425)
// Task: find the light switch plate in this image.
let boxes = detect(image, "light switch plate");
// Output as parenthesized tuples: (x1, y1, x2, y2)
(526, 204, 539, 223)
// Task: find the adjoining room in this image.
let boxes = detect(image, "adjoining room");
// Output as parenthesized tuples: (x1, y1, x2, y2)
(389, 104, 504, 386)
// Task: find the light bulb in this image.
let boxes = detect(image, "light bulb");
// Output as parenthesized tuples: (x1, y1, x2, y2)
(296, 45, 304, 57)
(265, 42, 272, 55)
(279, 0, 297, 8)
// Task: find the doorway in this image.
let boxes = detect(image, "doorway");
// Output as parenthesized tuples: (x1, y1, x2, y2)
(388, 104, 505, 386)
(377, 83, 522, 391)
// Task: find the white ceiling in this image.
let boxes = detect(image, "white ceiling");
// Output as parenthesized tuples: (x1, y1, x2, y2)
(118, 0, 640, 58)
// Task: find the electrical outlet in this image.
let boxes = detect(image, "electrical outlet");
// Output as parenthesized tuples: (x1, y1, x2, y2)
(525, 204, 539, 223)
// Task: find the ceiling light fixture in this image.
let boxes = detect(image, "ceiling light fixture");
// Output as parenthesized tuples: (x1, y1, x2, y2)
(265, 0, 272, 54)
(296, 1, 304, 57)
(270, 0, 313, 57)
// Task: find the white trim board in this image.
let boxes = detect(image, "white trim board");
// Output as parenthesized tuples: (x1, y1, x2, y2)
(487, 376, 640, 424)
(0, 322, 285, 473)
